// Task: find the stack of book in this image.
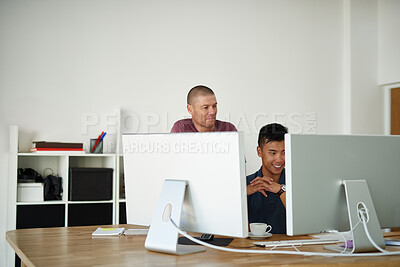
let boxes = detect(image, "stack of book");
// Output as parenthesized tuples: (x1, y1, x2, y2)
(31, 141, 84, 154)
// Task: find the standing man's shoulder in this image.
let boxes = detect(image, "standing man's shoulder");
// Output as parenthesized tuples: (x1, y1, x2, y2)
(171, 118, 198, 133)
(214, 120, 237, 132)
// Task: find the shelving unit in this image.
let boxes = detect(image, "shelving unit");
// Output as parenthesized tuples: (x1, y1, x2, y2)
(117, 155, 127, 224)
(8, 126, 126, 231)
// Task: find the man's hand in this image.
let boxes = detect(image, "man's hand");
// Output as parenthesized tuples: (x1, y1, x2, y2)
(247, 176, 282, 197)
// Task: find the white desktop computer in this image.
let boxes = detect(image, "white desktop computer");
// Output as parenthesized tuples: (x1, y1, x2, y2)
(122, 132, 248, 255)
(285, 134, 400, 252)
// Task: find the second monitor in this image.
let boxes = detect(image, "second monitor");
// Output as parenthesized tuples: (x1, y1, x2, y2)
(285, 134, 400, 252)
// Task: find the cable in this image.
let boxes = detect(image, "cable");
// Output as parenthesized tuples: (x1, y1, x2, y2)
(326, 202, 375, 255)
(327, 230, 348, 254)
(169, 218, 400, 257)
(357, 202, 389, 254)
(228, 245, 257, 249)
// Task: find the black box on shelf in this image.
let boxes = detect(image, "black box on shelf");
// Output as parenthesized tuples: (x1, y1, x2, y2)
(69, 168, 113, 201)
(17, 204, 65, 229)
(68, 203, 113, 226)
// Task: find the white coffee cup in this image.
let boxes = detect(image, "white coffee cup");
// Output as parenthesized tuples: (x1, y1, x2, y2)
(250, 223, 272, 236)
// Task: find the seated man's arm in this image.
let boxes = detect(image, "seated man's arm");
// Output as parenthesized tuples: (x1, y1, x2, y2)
(247, 177, 286, 208)
(279, 192, 286, 209)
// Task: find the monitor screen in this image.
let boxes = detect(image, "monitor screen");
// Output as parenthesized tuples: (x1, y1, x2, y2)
(122, 132, 248, 238)
(285, 134, 400, 236)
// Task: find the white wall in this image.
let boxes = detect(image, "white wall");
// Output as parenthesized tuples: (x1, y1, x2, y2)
(378, 0, 400, 85)
(0, 0, 398, 266)
(349, 0, 382, 134)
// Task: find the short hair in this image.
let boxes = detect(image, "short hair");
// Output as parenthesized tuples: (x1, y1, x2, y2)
(258, 123, 288, 148)
(187, 85, 215, 105)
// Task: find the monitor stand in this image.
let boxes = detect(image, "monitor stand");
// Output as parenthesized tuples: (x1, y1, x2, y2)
(144, 179, 206, 255)
(325, 180, 386, 253)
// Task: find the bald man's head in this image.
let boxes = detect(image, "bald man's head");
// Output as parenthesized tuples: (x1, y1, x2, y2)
(187, 85, 215, 105)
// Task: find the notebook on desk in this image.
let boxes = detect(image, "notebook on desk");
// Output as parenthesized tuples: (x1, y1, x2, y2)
(92, 227, 125, 237)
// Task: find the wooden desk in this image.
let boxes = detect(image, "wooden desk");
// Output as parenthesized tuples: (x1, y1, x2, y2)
(6, 225, 400, 266)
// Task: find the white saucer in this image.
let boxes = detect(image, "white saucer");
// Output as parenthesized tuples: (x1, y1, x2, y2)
(248, 232, 272, 240)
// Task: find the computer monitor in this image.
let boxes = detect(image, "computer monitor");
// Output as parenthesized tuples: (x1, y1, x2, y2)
(285, 134, 400, 252)
(122, 132, 248, 255)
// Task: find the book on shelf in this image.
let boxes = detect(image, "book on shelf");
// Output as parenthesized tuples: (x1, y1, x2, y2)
(32, 141, 83, 149)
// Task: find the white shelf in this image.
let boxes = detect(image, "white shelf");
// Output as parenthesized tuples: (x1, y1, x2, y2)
(16, 200, 65, 205)
(69, 153, 116, 157)
(7, 113, 124, 266)
(68, 200, 114, 204)
(9, 125, 125, 231)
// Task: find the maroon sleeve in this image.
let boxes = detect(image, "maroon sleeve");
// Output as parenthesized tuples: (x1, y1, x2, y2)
(170, 121, 183, 133)
(229, 123, 238, 131)
(215, 121, 237, 132)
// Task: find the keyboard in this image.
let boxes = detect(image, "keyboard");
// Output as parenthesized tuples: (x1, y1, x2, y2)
(253, 238, 340, 247)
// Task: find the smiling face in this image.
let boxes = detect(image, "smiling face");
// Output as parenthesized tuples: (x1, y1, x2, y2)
(257, 140, 285, 181)
(187, 94, 217, 132)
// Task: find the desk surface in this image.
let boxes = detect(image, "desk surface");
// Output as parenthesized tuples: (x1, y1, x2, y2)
(6, 225, 400, 267)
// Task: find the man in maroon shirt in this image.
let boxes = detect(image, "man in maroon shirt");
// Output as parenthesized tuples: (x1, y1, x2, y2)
(171, 85, 237, 133)
(171, 85, 237, 242)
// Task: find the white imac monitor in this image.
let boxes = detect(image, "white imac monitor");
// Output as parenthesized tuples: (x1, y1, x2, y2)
(122, 132, 248, 254)
(285, 134, 400, 252)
